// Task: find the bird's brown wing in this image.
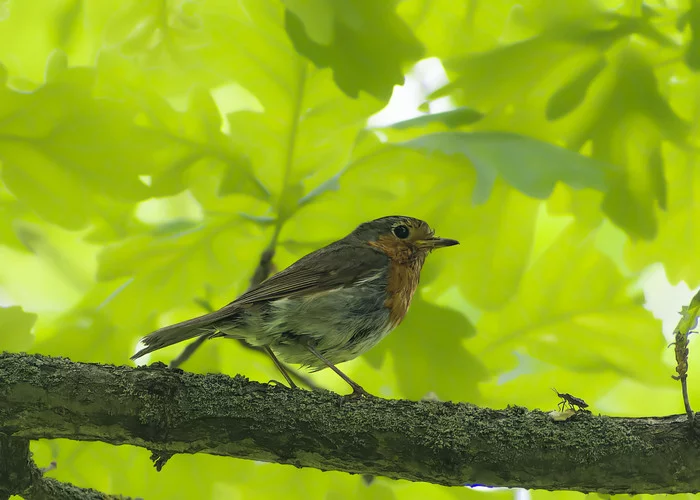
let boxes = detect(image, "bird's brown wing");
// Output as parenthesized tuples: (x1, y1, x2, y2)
(224, 242, 388, 307)
(131, 242, 387, 360)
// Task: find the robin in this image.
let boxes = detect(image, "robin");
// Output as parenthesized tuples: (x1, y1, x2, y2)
(131, 215, 459, 397)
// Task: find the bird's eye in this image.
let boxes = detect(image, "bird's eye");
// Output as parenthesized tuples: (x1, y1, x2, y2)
(393, 225, 410, 239)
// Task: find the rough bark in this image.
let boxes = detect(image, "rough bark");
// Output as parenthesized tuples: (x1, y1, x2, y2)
(1, 352, 699, 495)
(0, 433, 130, 500)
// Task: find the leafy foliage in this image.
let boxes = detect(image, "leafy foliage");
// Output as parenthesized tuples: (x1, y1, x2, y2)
(400, 131, 616, 203)
(0, 306, 36, 351)
(284, 0, 424, 100)
(0, 0, 698, 498)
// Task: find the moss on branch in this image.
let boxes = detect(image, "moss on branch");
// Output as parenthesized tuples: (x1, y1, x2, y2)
(1, 352, 699, 494)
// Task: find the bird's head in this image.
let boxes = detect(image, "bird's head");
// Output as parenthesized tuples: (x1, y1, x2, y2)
(350, 216, 459, 263)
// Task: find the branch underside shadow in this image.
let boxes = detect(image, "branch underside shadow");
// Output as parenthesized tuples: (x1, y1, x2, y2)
(2, 353, 700, 494)
(0, 433, 131, 500)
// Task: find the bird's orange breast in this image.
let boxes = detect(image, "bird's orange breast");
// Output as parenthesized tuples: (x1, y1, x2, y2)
(369, 238, 426, 328)
(385, 259, 423, 328)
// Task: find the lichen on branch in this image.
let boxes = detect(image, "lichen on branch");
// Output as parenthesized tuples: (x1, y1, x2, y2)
(1, 352, 700, 494)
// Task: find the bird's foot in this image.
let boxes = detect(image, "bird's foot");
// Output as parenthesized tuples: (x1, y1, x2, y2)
(341, 384, 372, 402)
(268, 379, 297, 390)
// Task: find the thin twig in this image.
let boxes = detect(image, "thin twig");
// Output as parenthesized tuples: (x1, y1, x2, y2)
(681, 377, 693, 421)
(248, 248, 276, 289)
(169, 336, 207, 369)
(670, 290, 700, 423)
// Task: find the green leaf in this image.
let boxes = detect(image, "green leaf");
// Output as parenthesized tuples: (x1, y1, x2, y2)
(0, 66, 155, 229)
(364, 296, 487, 402)
(674, 290, 700, 336)
(648, 145, 667, 211)
(683, 0, 700, 71)
(427, 182, 540, 310)
(54, 0, 82, 48)
(601, 177, 658, 241)
(190, 1, 383, 222)
(0, 0, 104, 86)
(94, 215, 266, 332)
(0, 197, 28, 252)
(223, 75, 379, 219)
(78, 2, 250, 104)
(281, 0, 334, 44)
(624, 146, 700, 285)
(32, 297, 122, 363)
(82, 197, 150, 245)
(218, 160, 269, 200)
(387, 107, 484, 130)
(469, 223, 667, 384)
(398, 0, 473, 60)
(44, 48, 69, 83)
(284, 0, 424, 100)
(400, 131, 617, 204)
(100, 0, 214, 96)
(569, 48, 688, 240)
(427, 8, 672, 108)
(297, 130, 385, 208)
(546, 58, 606, 121)
(584, 47, 689, 147)
(433, 35, 600, 108)
(0, 305, 37, 352)
(129, 88, 259, 200)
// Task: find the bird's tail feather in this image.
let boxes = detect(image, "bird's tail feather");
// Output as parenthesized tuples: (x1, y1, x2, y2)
(131, 312, 226, 360)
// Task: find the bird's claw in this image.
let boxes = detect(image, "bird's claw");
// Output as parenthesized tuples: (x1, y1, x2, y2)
(341, 385, 371, 402)
(268, 379, 295, 389)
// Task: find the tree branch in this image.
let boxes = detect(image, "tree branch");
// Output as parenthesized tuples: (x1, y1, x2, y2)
(1, 352, 699, 494)
(0, 433, 130, 499)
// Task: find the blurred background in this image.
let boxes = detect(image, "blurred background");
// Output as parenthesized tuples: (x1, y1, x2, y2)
(1, 0, 699, 498)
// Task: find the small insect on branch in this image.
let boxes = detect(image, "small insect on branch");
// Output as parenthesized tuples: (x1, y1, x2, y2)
(669, 290, 700, 423)
(552, 388, 589, 412)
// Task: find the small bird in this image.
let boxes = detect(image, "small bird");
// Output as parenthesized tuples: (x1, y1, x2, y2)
(131, 216, 459, 397)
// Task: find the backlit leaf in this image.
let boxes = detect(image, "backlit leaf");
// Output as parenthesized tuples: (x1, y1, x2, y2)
(469, 223, 666, 384)
(546, 58, 606, 121)
(401, 131, 616, 203)
(0, 305, 37, 352)
(284, 0, 424, 100)
(388, 107, 484, 130)
(365, 296, 487, 402)
(0, 66, 151, 229)
(683, 0, 700, 71)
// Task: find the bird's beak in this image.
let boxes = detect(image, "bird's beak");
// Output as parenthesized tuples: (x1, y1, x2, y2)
(417, 237, 460, 250)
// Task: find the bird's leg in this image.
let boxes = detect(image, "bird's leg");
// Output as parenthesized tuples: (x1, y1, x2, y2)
(305, 342, 370, 398)
(264, 346, 298, 389)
